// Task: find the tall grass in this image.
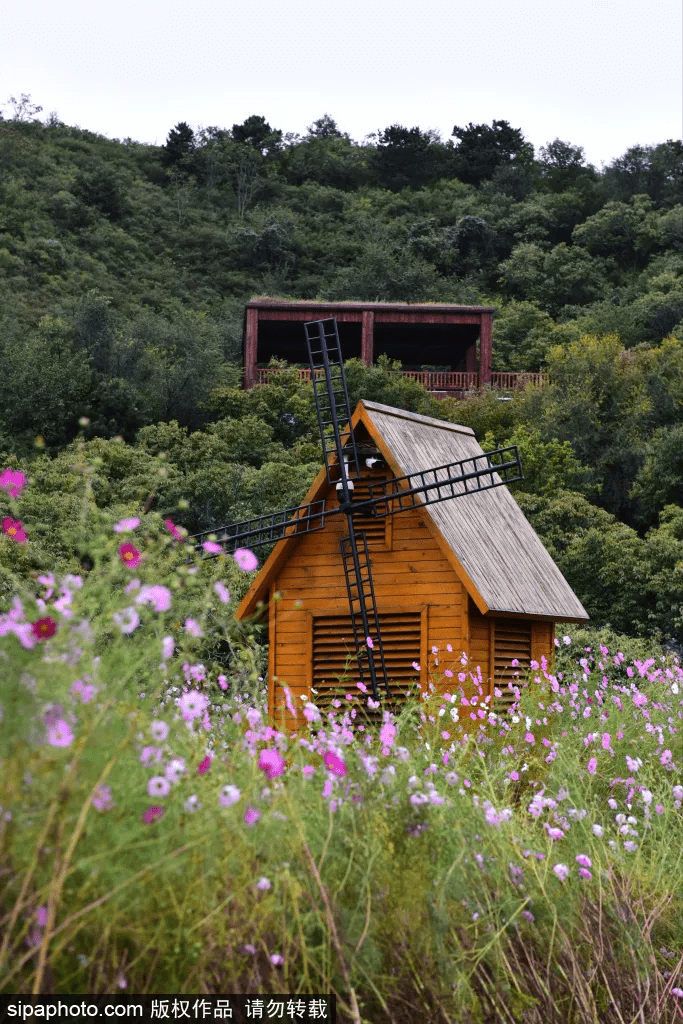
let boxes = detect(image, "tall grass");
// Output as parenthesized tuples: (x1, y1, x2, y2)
(1, 465, 682, 1022)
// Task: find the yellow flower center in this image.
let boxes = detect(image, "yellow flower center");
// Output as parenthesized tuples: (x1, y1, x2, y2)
(8, 527, 16, 536)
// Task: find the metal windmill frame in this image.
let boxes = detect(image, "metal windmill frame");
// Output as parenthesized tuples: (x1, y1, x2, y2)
(190, 318, 524, 701)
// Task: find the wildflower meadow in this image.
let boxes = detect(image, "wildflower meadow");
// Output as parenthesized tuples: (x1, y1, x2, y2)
(1, 462, 682, 1023)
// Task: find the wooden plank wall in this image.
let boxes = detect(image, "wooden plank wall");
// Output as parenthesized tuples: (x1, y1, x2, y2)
(270, 479, 465, 719)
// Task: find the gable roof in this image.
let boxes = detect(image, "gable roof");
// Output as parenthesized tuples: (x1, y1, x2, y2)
(236, 399, 589, 623)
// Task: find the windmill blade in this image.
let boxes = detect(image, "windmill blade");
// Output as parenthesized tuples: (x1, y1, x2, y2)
(340, 523, 390, 702)
(190, 500, 326, 556)
(353, 446, 524, 519)
(304, 318, 361, 496)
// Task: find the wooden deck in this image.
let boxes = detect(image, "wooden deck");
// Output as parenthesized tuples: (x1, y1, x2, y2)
(255, 367, 550, 395)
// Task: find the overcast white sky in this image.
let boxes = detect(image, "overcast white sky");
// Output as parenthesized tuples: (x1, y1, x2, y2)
(3, 0, 681, 169)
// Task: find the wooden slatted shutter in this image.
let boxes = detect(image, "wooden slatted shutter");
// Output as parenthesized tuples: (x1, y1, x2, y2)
(493, 619, 532, 713)
(312, 612, 421, 713)
(347, 471, 388, 548)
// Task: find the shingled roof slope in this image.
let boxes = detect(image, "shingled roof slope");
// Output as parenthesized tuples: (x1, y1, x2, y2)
(359, 400, 588, 620)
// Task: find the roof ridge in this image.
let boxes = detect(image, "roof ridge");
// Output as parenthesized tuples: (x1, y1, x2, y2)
(359, 400, 476, 436)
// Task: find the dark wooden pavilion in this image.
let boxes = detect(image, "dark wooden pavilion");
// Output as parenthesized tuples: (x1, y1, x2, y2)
(243, 298, 496, 391)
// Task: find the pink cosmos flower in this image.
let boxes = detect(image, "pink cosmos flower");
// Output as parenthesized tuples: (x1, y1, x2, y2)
(244, 806, 260, 825)
(218, 674, 228, 690)
(259, 748, 286, 779)
(214, 581, 230, 603)
(270, 953, 283, 966)
(36, 906, 48, 927)
(118, 542, 141, 568)
(366, 636, 374, 649)
(148, 776, 171, 798)
(2, 517, 27, 543)
(164, 518, 185, 541)
(161, 636, 174, 661)
(197, 755, 211, 774)
(150, 720, 169, 742)
(576, 854, 592, 868)
(184, 618, 203, 637)
(135, 585, 172, 612)
(323, 751, 347, 776)
(165, 758, 186, 783)
(552, 863, 569, 882)
(142, 806, 164, 824)
(92, 784, 115, 811)
(255, 877, 272, 891)
(177, 690, 208, 721)
(113, 606, 140, 634)
(203, 540, 223, 554)
(46, 719, 74, 747)
(0, 468, 26, 498)
(219, 785, 241, 807)
(31, 617, 57, 641)
(661, 749, 673, 766)
(234, 548, 258, 572)
(113, 517, 140, 533)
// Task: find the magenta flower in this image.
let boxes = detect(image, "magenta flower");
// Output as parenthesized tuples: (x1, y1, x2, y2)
(323, 751, 347, 777)
(552, 863, 569, 882)
(244, 806, 261, 825)
(575, 854, 592, 868)
(165, 518, 185, 541)
(2, 517, 27, 543)
(587, 757, 597, 774)
(31, 617, 57, 641)
(258, 748, 286, 779)
(203, 541, 223, 554)
(366, 636, 374, 649)
(184, 618, 203, 637)
(0, 468, 26, 498)
(214, 581, 231, 603)
(46, 719, 74, 747)
(197, 755, 211, 774)
(270, 953, 283, 966)
(135, 584, 172, 612)
(234, 548, 258, 572)
(113, 517, 140, 533)
(661, 749, 673, 766)
(142, 806, 164, 824)
(119, 542, 141, 568)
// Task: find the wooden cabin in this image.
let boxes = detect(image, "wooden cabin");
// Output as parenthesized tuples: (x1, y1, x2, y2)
(235, 400, 589, 723)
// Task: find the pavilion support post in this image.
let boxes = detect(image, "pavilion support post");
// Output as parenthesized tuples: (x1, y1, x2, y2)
(465, 341, 477, 374)
(479, 313, 492, 386)
(361, 310, 374, 366)
(244, 307, 259, 390)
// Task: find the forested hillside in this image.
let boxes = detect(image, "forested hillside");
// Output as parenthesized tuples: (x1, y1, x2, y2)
(2, 103, 683, 646)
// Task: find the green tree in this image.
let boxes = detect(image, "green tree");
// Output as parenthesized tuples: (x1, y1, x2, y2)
(162, 121, 196, 167)
(451, 120, 533, 187)
(306, 114, 343, 138)
(571, 195, 662, 272)
(523, 334, 651, 521)
(498, 242, 604, 315)
(372, 124, 448, 191)
(629, 426, 683, 528)
(231, 115, 283, 158)
(536, 139, 597, 193)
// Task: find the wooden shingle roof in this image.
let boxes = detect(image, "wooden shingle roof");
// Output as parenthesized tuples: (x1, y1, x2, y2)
(236, 399, 589, 623)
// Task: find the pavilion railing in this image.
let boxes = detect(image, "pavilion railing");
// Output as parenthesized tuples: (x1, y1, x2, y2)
(254, 367, 551, 392)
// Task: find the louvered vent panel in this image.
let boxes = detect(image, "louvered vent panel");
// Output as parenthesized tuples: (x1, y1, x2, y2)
(312, 612, 421, 716)
(493, 621, 532, 714)
(349, 476, 387, 548)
